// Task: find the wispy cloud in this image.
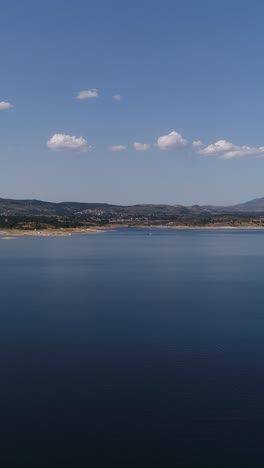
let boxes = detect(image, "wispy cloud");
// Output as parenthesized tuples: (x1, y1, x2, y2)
(110, 145, 127, 151)
(198, 139, 264, 159)
(223, 147, 264, 159)
(192, 140, 204, 147)
(133, 142, 150, 151)
(47, 134, 93, 152)
(113, 94, 121, 101)
(0, 101, 13, 110)
(76, 89, 98, 100)
(156, 131, 188, 150)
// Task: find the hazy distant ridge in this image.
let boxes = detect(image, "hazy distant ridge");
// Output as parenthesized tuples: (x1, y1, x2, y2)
(0, 196, 264, 216)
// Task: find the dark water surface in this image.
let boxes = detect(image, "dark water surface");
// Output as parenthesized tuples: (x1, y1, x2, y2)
(1, 228, 264, 467)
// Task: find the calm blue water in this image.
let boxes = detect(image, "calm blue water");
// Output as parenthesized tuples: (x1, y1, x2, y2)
(1, 228, 264, 467)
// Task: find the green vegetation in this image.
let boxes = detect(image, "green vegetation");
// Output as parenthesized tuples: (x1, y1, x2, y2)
(1, 213, 264, 231)
(0, 215, 108, 231)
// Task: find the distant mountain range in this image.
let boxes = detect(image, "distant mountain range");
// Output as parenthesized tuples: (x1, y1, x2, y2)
(0, 196, 264, 217)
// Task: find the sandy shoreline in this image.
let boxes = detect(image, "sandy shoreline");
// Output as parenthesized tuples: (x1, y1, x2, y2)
(0, 227, 107, 237)
(1, 223, 264, 237)
(133, 225, 264, 230)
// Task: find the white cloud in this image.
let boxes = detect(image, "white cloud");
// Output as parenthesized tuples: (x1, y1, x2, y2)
(0, 101, 13, 110)
(192, 140, 204, 147)
(47, 134, 93, 152)
(76, 89, 98, 99)
(223, 146, 264, 159)
(133, 142, 150, 151)
(110, 145, 127, 151)
(113, 94, 121, 101)
(198, 139, 264, 159)
(156, 131, 188, 150)
(198, 140, 238, 155)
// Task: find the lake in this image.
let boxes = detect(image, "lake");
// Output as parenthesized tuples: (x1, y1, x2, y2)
(0, 228, 263, 467)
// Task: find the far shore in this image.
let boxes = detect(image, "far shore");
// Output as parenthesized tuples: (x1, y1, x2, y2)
(1, 223, 264, 237)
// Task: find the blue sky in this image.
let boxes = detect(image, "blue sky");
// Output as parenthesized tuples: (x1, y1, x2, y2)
(1, 0, 264, 205)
